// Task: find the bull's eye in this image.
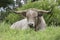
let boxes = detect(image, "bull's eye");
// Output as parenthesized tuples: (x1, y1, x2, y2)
(34, 16, 37, 18)
(34, 16, 38, 18)
(27, 17, 29, 21)
(34, 17, 37, 20)
(27, 17, 29, 19)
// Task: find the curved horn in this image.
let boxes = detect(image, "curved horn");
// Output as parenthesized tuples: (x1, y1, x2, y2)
(36, 9, 50, 13)
(31, 8, 50, 13)
(12, 10, 27, 16)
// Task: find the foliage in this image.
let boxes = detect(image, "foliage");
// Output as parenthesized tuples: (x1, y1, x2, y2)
(56, 0, 60, 5)
(0, 11, 6, 20)
(0, 9, 10, 21)
(18, 0, 57, 10)
(5, 13, 24, 24)
(45, 6, 60, 26)
(0, 0, 14, 7)
(0, 22, 60, 40)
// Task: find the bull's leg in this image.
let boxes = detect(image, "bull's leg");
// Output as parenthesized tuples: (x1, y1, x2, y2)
(39, 16, 46, 30)
(35, 25, 40, 31)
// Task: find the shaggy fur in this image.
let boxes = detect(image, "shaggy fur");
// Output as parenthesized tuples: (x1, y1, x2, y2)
(10, 8, 49, 31)
(11, 18, 30, 30)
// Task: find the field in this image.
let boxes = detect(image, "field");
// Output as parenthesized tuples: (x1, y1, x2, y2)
(0, 0, 60, 40)
(0, 22, 60, 40)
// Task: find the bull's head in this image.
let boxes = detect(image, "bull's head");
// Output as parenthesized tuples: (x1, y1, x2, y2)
(13, 8, 50, 31)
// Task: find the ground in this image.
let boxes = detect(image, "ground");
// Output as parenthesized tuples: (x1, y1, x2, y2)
(0, 22, 60, 40)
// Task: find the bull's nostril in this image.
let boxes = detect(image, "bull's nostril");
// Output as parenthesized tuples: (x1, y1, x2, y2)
(28, 24, 33, 28)
(28, 24, 33, 26)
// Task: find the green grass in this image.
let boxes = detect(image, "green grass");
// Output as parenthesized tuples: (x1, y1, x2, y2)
(0, 22, 60, 40)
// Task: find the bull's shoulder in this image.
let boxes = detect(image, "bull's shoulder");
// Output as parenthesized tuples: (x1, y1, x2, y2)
(12, 18, 27, 26)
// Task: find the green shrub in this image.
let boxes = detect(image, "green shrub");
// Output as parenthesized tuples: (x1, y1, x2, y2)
(18, 0, 57, 10)
(44, 6, 60, 26)
(56, 0, 60, 5)
(5, 13, 24, 24)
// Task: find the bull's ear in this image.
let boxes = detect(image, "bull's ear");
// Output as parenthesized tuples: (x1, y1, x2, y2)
(14, 10, 27, 16)
(38, 10, 50, 14)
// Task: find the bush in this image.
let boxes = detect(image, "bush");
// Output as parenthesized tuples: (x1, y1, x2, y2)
(56, 0, 60, 5)
(5, 12, 24, 24)
(44, 6, 60, 26)
(18, 0, 57, 10)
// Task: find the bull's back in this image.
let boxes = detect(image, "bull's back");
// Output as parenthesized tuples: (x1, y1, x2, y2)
(10, 18, 29, 30)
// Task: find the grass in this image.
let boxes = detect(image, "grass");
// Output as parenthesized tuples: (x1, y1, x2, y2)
(0, 22, 60, 40)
